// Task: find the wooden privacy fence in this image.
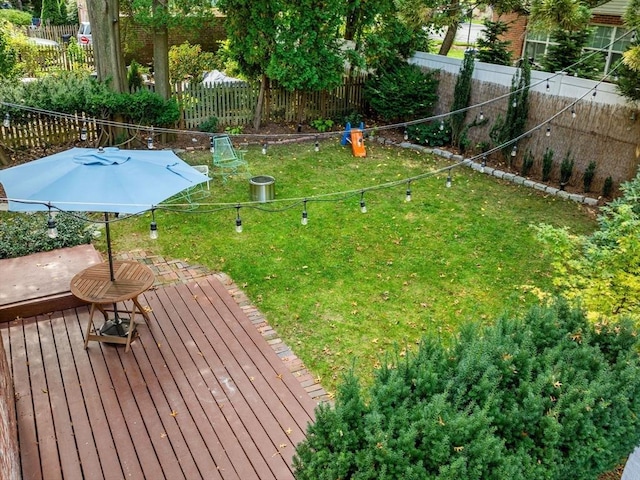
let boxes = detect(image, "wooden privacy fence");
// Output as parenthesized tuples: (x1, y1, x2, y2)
(24, 24, 79, 42)
(180, 74, 368, 128)
(433, 70, 640, 194)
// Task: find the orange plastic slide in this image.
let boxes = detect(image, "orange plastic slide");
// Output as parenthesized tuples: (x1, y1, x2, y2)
(350, 129, 366, 157)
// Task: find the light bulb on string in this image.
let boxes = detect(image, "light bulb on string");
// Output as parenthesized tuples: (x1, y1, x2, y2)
(439, 120, 445, 131)
(360, 191, 367, 214)
(546, 79, 550, 92)
(301, 199, 308, 225)
(479, 110, 484, 121)
(149, 209, 158, 240)
(446, 170, 452, 188)
(481, 155, 487, 173)
(404, 128, 409, 141)
(210, 136, 215, 153)
(512, 99, 517, 108)
(3, 113, 10, 128)
(80, 121, 88, 141)
(315, 136, 320, 152)
(545, 126, 551, 137)
(147, 127, 154, 150)
(405, 181, 412, 202)
(262, 142, 267, 155)
(511, 144, 517, 157)
(235, 205, 243, 233)
(592, 87, 597, 99)
(46, 207, 58, 239)
(571, 107, 576, 119)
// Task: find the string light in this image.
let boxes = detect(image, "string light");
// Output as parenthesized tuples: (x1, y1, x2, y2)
(3, 113, 9, 128)
(511, 144, 517, 157)
(210, 136, 215, 153)
(80, 121, 88, 141)
(479, 110, 484, 121)
(262, 142, 268, 155)
(47, 207, 58, 239)
(404, 128, 408, 141)
(235, 205, 243, 233)
(405, 181, 412, 202)
(439, 120, 445, 131)
(480, 155, 487, 173)
(315, 136, 320, 152)
(545, 126, 551, 137)
(301, 199, 308, 225)
(512, 99, 517, 108)
(446, 170, 452, 188)
(571, 107, 576, 118)
(546, 79, 550, 92)
(592, 87, 597, 99)
(360, 191, 367, 213)
(149, 209, 158, 239)
(147, 127, 154, 150)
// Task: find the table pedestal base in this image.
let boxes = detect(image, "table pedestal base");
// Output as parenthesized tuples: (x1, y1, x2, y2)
(84, 298, 149, 353)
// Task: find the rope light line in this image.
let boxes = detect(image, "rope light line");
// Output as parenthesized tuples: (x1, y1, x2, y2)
(0, 29, 633, 144)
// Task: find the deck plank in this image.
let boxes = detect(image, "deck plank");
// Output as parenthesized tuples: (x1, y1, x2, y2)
(0, 275, 319, 480)
(38, 314, 84, 480)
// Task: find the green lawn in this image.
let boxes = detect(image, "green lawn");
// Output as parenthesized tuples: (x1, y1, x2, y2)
(111, 139, 596, 392)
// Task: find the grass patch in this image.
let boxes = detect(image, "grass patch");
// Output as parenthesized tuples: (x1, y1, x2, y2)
(111, 139, 596, 392)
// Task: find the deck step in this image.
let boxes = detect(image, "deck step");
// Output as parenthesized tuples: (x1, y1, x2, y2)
(0, 245, 103, 322)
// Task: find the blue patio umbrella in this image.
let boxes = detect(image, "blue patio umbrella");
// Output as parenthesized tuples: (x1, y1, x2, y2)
(0, 146, 209, 335)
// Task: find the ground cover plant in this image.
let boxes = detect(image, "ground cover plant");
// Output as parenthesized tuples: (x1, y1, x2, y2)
(108, 139, 596, 391)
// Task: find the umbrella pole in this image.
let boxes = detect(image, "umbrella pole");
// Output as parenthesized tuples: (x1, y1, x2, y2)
(99, 212, 129, 337)
(105, 212, 115, 282)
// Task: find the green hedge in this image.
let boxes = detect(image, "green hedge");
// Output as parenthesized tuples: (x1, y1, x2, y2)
(294, 301, 640, 479)
(0, 211, 96, 259)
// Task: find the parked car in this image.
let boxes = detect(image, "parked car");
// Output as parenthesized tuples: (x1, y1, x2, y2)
(77, 22, 91, 46)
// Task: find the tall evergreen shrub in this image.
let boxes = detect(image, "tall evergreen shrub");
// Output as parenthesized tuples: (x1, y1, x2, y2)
(294, 302, 640, 480)
(449, 50, 475, 148)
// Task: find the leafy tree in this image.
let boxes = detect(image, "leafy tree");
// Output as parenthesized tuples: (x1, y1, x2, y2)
(86, 0, 127, 92)
(266, 0, 345, 95)
(122, 0, 216, 99)
(40, 0, 67, 25)
(168, 42, 216, 85)
(0, 20, 20, 80)
(449, 49, 474, 147)
(294, 301, 640, 479)
(536, 169, 640, 322)
(0, 8, 33, 25)
(216, 0, 281, 129)
(476, 19, 512, 65)
(539, 28, 605, 79)
(528, 0, 592, 32)
(489, 58, 531, 162)
(623, 0, 640, 72)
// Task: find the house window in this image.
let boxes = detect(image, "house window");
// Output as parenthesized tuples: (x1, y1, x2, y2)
(524, 25, 632, 76)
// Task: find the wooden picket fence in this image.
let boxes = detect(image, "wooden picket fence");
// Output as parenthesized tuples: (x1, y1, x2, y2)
(24, 24, 78, 42)
(179, 74, 368, 128)
(0, 114, 98, 152)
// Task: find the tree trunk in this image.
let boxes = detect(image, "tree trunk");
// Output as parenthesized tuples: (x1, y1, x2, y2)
(86, 0, 126, 92)
(253, 74, 268, 131)
(438, 23, 459, 56)
(152, 0, 170, 101)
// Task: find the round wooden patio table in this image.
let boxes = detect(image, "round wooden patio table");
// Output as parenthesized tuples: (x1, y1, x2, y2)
(70, 260, 155, 353)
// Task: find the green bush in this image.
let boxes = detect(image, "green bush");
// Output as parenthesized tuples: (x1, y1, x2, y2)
(583, 161, 596, 193)
(520, 150, 534, 176)
(559, 151, 575, 188)
(542, 147, 554, 182)
(0, 9, 33, 26)
(407, 120, 451, 147)
(310, 118, 334, 132)
(0, 212, 96, 259)
(198, 116, 219, 133)
(2, 72, 180, 127)
(294, 301, 640, 480)
(603, 176, 614, 197)
(364, 63, 438, 122)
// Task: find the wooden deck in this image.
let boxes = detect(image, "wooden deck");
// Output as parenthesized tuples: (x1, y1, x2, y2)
(0, 275, 319, 480)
